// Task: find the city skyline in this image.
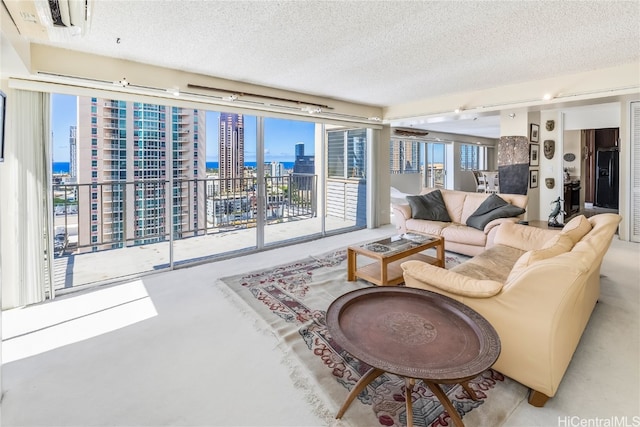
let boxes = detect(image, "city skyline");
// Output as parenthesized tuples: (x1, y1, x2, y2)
(51, 94, 315, 164)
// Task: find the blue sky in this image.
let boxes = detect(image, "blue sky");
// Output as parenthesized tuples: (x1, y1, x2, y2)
(51, 94, 315, 163)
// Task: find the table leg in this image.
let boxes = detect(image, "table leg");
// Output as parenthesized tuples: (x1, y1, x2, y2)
(380, 259, 387, 285)
(437, 238, 445, 268)
(347, 249, 356, 281)
(336, 367, 385, 419)
(405, 378, 415, 427)
(424, 381, 465, 427)
(461, 382, 478, 400)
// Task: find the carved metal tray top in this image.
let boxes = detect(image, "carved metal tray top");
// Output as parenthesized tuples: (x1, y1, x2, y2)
(326, 287, 501, 381)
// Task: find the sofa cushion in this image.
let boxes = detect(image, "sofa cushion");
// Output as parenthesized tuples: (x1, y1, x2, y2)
(439, 190, 467, 223)
(507, 234, 575, 281)
(466, 194, 526, 231)
(401, 260, 504, 298)
(405, 218, 449, 236)
(460, 192, 493, 224)
(451, 245, 525, 283)
(442, 223, 487, 246)
(494, 221, 561, 251)
(406, 190, 451, 222)
(560, 215, 592, 244)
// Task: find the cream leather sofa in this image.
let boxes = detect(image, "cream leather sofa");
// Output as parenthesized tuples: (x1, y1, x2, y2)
(401, 214, 622, 407)
(392, 188, 528, 256)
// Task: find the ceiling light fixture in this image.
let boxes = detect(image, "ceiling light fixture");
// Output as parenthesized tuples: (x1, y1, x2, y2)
(542, 93, 553, 101)
(224, 94, 238, 101)
(116, 78, 129, 87)
(454, 107, 463, 114)
(368, 116, 381, 121)
(167, 87, 180, 96)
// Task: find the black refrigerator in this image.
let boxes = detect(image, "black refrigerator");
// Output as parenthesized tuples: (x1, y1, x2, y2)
(595, 148, 619, 209)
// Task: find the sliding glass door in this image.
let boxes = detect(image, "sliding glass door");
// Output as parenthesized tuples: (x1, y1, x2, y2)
(325, 127, 368, 233)
(263, 117, 321, 246)
(425, 143, 446, 188)
(50, 92, 371, 292)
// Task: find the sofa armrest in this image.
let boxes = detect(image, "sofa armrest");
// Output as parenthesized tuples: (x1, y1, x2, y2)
(483, 217, 519, 233)
(484, 217, 520, 247)
(401, 260, 503, 298)
(392, 203, 412, 233)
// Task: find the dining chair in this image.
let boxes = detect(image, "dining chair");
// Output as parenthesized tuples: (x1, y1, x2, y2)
(472, 170, 486, 193)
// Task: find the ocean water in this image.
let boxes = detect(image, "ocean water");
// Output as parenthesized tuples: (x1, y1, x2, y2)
(52, 161, 296, 174)
(53, 162, 70, 174)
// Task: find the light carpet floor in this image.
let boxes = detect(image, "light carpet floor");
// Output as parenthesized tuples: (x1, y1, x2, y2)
(1, 225, 639, 426)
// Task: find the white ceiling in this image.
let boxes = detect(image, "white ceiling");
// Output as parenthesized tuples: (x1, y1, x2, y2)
(3, 0, 639, 138)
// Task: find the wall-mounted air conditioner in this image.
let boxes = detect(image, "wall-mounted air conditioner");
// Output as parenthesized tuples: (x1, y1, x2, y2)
(3, 0, 93, 41)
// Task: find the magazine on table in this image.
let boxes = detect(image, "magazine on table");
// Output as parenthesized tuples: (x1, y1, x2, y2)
(363, 239, 410, 253)
(401, 233, 433, 244)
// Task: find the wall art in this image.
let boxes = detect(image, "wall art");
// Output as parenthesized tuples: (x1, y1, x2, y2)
(530, 169, 539, 188)
(530, 123, 539, 143)
(529, 143, 539, 166)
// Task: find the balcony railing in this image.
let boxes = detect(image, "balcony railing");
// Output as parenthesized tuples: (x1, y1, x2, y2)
(53, 173, 318, 256)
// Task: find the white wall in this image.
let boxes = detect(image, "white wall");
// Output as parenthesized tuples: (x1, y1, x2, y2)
(374, 126, 392, 227)
(538, 111, 562, 222)
(390, 174, 422, 195)
(564, 103, 621, 130)
(563, 130, 581, 180)
(500, 109, 529, 136)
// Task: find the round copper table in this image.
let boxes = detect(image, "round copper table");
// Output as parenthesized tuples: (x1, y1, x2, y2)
(326, 287, 501, 427)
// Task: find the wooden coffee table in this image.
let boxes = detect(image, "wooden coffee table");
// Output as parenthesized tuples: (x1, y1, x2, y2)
(347, 233, 444, 286)
(326, 287, 501, 427)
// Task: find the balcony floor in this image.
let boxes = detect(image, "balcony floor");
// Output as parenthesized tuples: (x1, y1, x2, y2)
(53, 215, 357, 291)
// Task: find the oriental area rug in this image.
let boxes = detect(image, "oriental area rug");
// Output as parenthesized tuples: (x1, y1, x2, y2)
(217, 248, 527, 427)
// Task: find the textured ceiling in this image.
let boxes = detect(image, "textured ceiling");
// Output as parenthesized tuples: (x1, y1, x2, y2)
(4, 0, 640, 137)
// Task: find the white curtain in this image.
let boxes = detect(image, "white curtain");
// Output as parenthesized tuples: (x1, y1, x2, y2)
(0, 89, 52, 309)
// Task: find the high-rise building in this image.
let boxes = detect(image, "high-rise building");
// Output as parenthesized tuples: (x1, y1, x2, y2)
(218, 113, 244, 193)
(293, 143, 314, 174)
(351, 135, 366, 178)
(390, 140, 420, 173)
(69, 125, 77, 182)
(76, 97, 205, 252)
(268, 161, 284, 178)
(293, 142, 315, 190)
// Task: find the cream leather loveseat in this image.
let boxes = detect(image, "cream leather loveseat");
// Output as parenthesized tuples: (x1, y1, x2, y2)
(392, 188, 528, 256)
(401, 214, 622, 407)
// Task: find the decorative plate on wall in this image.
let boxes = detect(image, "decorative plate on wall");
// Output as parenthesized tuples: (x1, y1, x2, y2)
(563, 153, 576, 162)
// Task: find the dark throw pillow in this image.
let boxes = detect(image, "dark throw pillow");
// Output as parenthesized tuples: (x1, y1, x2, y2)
(466, 194, 526, 230)
(406, 190, 451, 222)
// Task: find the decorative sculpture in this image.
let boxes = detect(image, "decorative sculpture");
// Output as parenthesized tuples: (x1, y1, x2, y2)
(545, 178, 555, 189)
(548, 197, 565, 228)
(543, 140, 555, 159)
(546, 120, 555, 131)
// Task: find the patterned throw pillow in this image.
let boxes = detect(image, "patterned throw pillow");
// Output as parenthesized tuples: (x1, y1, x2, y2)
(406, 190, 451, 222)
